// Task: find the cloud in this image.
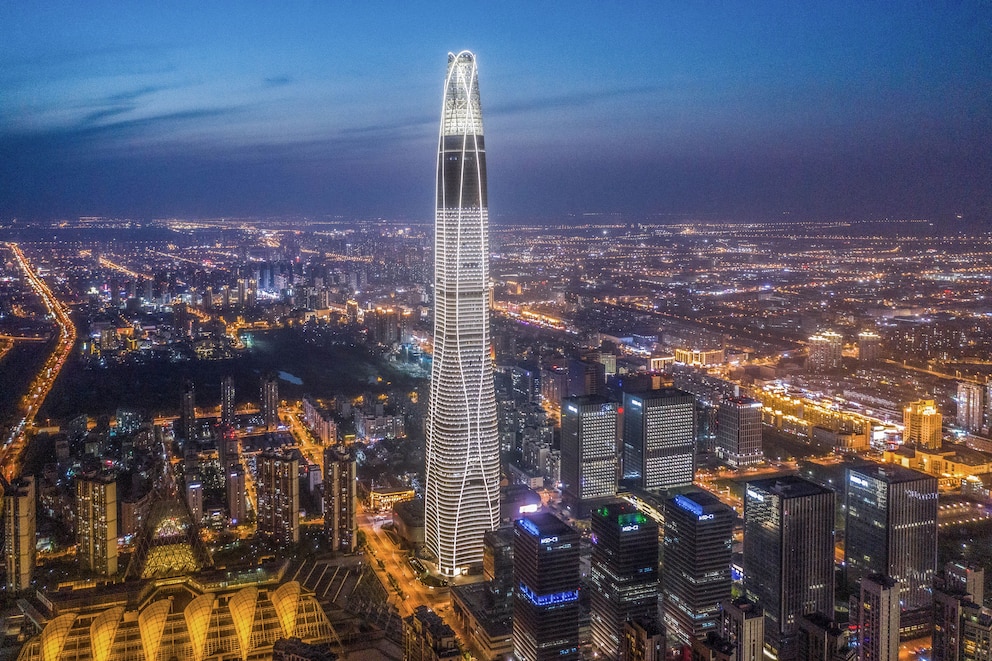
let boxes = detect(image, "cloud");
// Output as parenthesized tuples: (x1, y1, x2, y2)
(263, 75, 293, 87)
(489, 85, 660, 116)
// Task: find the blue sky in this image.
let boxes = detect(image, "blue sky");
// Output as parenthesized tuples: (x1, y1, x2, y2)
(1, 2, 990, 224)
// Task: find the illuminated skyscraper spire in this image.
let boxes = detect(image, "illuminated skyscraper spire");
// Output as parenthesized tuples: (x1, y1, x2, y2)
(424, 50, 499, 575)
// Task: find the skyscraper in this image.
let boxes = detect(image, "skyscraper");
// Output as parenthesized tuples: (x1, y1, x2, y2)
(957, 382, 985, 433)
(807, 330, 843, 372)
(180, 379, 196, 442)
(221, 375, 235, 428)
(722, 598, 764, 661)
(662, 490, 735, 647)
(261, 373, 279, 429)
(324, 445, 357, 553)
(845, 463, 938, 613)
(76, 471, 118, 576)
(622, 388, 695, 490)
(903, 399, 942, 449)
(589, 502, 659, 659)
(716, 396, 763, 468)
(227, 464, 247, 525)
(513, 513, 581, 661)
(4, 476, 36, 591)
(425, 50, 499, 576)
(560, 395, 619, 513)
(743, 476, 835, 661)
(257, 450, 299, 544)
(857, 575, 900, 661)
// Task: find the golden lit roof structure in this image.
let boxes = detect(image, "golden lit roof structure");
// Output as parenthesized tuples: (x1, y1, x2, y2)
(15, 577, 334, 661)
(126, 494, 212, 579)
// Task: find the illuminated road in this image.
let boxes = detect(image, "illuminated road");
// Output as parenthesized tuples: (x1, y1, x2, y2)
(1, 243, 78, 482)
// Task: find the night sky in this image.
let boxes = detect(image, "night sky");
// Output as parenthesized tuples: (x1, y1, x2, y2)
(2, 3, 990, 225)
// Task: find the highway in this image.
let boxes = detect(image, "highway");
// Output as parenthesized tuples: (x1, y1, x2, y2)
(1, 243, 78, 482)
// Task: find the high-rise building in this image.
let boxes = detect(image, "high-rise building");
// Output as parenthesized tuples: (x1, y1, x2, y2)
(483, 527, 516, 615)
(424, 50, 500, 576)
(857, 575, 900, 661)
(221, 375, 236, 428)
(796, 613, 852, 661)
(957, 382, 986, 433)
(808, 330, 843, 372)
(324, 445, 357, 553)
(589, 502, 659, 659)
(858, 330, 882, 364)
(4, 476, 36, 591)
(743, 476, 835, 661)
(722, 598, 764, 661)
(622, 388, 695, 490)
(261, 373, 280, 429)
(227, 464, 247, 525)
(560, 395, 618, 512)
(662, 490, 735, 647)
(180, 379, 196, 442)
(845, 463, 938, 612)
(566, 357, 606, 398)
(942, 561, 985, 605)
(185, 478, 203, 524)
(257, 450, 299, 544)
(903, 399, 942, 449)
(716, 396, 763, 468)
(513, 513, 581, 661)
(77, 471, 118, 576)
(959, 602, 992, 661)
(623, 619, 666, 661)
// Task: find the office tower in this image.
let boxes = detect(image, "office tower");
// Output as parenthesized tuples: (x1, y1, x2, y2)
(261, 373, 279, 429)
(566, 357, 606, 397)
(324, 446, 357, 553)
(227, 464, 247, 525)
(722, 598, 764, 661)
(662, 491, 735, 647)
(845, 463, 938, 611)
(857, 575, 900, 661)
(807, 330, 843, 372)
(858, 330, 882, 364)
(716, 396, 763, 468)
(424, 50, 499, 576)
(957, 382, 985, 433)
(76, 472, 118, 576)
(513, 513, 581, 661)
(942, 561, 985, 605)
(589, 502, 659, 659)
(180, 379, 196, 442)
(257, 450, 299, 544)
(185, 478, 203, 524)
(903, 399, 942, 449)
(484, 527, 515, 614)
(403, 606, 461, 660)
(4, 476, 36, 591)
(743, 476, 835, 661)
(934, 590, 968, 661)
(796, 614, 851, 661)
(221, 375, 235, 428)
(622, 388, 695, 490)
(623, 619, 665, 661)
(560, 395, 618, 512)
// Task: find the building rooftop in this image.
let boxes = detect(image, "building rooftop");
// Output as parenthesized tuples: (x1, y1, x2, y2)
(850, 462, 932, 484)
(517, 512, 572, 537)
(747, 474, 833, 498)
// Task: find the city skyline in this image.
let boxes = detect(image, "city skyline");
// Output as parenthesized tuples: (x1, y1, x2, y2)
(2, 3, 990, 225)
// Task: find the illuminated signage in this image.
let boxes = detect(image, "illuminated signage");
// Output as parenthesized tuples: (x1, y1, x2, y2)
(540, 536, 559, 544)
(746, 488, 764, 502)
(621, 524, 640, 532)
(519, 583, 579, 607)
(698, 513, 714, 521)
(567, 405, 578, 413)
(630, 399, 642, 408)
(849, 475, 869, 488)
(519, 519, 540, 537)
(519, 504, 540, 514)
